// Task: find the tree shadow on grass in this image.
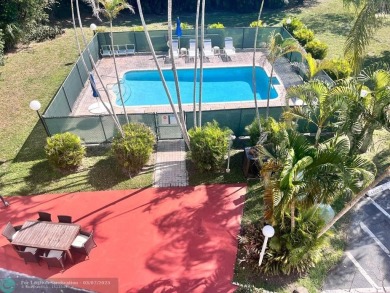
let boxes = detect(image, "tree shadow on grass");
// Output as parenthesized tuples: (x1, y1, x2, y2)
(13, 122, 47, 163)
(372, 147, 390, 171)
(363, 51, 390, 68)
(301, 13, 353, 36)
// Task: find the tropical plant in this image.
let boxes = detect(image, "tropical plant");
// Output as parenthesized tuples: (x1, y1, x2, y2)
(188, 121, 232, 172)
(111, 123, 156, 177)
(266, 32, 303, 118)
(343, 0, 390, 73)
(249, 20, 263, 28)
(23, 24, 64, 43)
(208, 22, 224, 29)
(323, 57, 353, 80)
(284, 79, 344, 145)
(293, 27, 315, 46)
(301, 53, 335, 80)
(304, 39, 328, 60)
(45, 132, 86, 171)
(87, 0, 134, 125)
(332, 66, 390, 152)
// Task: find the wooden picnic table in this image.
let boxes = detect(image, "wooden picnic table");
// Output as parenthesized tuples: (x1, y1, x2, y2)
(12, 220, 80, 263)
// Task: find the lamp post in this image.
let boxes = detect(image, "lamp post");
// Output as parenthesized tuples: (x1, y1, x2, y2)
(29, 100, 50, 137)
(226, 134, 236, 173)
(90, 23, 97, 35)
(286, 17, 292, 25)
(258, 225, 275, 266)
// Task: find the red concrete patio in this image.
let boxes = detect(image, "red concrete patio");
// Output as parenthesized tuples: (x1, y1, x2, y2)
(0, 184, 246, 293)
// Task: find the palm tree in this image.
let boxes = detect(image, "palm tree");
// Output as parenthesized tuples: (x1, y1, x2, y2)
(87, 0, 134, 125)
(192, 0, 201, 128)
(303, 53, 335, 81)
(284, 80, 344, 145)
(251, 0, 265, 136)
(167, 0, 187, 137)
(266, 32, 303, 119)
(343, 0, 390, 73)
(332, 67, 390, 153)
(135, 0, 191, 149)
(73, 0, 123, 136)
(198, 0, 206, 127)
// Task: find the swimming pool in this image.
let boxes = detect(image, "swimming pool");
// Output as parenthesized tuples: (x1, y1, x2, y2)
(115, 66, 279, 107)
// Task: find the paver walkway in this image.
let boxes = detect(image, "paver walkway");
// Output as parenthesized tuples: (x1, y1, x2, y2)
(154, 139, 188, 187)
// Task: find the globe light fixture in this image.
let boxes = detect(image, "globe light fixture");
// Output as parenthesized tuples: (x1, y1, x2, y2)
(286, 17, 292, 25)
(29, 100, 50, 136)
(90, 23, 97, 35)
(258, 225, 275, 266)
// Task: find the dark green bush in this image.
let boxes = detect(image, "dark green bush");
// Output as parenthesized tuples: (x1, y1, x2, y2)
(245, 117, 288, 146)
(45, 132, 86, 171)
(305, 39, 328, 60)
(282, 17, 305, 35)
(293, 28, 315, 46)
(23, 24, 64, 43)
(324, 57, 353, 80)
(0, 29, 4, 66)
(188, 121, 232, 172)
(249, 20, 263, 28)
(111, 123, 156, 177)
(208, 22, 225, 29)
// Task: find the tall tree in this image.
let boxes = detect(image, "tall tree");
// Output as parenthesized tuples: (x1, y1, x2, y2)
(87, 0, 135, 124)
(266, 32, 303, 119)
(252, 0, 265, 135)
(192, 0, 201, 128)
(198, 0, 206, 127)
(343, 0, 390, 73)
(135, 0, 191, 149)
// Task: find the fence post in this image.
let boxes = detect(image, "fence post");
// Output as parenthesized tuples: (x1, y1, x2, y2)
(62, 86, 72, 113)
(134, 32, 138, 53)
(154, 112, 159, 141)
(241, 28, 245, 50)
(99, 115, 108, 142)
(238, 108, 243, 136)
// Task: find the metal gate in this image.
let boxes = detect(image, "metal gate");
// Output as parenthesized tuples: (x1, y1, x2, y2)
(156, 113, 183, 140)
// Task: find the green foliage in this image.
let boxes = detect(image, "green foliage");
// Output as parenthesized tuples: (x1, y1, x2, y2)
(45, 132, 86, 171)
(324, 57, 353, 80)
(23, 24, 64, 43)
(238, 207, 329, 275)
(293, 28, 315, 46)
(0, 29, 4, 66)
(282, 17, 305, 35)
(246, 117, 288, 146)
(305, 39, 328, 60)
(188, 121, 232, 172)
(132, 25, 144, 31)
(180, 22, 192, 29)
(249, 20, 263, 28)
(111, 123, 156, 177)
(208, 22, 225, 29)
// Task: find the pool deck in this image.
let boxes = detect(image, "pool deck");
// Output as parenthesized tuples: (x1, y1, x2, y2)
(72, 49, 303, 116)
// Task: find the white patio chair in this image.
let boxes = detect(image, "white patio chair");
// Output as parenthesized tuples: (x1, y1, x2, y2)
(116, 45, 127, 56)
(187, 39, 199, 62)
(223, 37, 236, 59)
(100, 45, 112, 57)
(202, 39, 214, 59)
(168, 39, 180, 60)
(126, 44, 135, 55)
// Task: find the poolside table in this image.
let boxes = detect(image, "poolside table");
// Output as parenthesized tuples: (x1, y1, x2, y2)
(12, 220, 80, 263)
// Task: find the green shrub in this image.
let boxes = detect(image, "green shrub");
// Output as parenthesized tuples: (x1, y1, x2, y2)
(132, 26, 144, 32)
(305, 39, 328, 60)
(293, 28, 315, 46)
(111, 123, 156, 177)
(45, 132, 86, 171)
(282, 17, 305, 35)
(181, 22, 192, 29)
(324, 57, 353, 80)
(188, 121, 232, 172)
(0, 29, 4, 66)
(249, 20, 263, 28)
(23, 24, 64, 43)
(246, 117, 288, 146)
(208, 22, 225, 29)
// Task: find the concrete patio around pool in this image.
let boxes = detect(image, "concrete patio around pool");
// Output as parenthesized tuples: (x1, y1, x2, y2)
(0, 184, 246, 293)
(72, 49, 303, 116)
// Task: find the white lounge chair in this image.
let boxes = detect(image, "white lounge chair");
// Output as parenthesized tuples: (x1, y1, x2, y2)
(202, 39, 214, 59)
(126, 44, 135, 55)
(116, 45, 127, 56)
(187, 39, 199, 62)
(168, 39, 180, 60)
(223, 37, 236, 59)
(100, 45, 112, 57)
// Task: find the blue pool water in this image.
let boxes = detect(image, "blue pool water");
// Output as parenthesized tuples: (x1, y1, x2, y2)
(115, 66, 279, 107)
